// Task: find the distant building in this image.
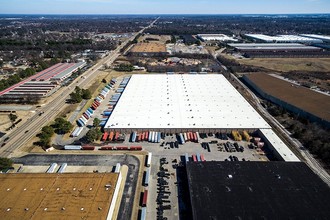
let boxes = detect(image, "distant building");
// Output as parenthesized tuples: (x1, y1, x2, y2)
(0, 62, 86, 99)
(197, 34, 238, 42)
(245, 34, 323, 44)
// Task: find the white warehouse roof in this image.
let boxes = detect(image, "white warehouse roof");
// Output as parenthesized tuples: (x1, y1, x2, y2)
(105, 74, 270, 130)
(197, 34, 238, 42)
(245, 34, 323, 43)
(259, 129, 300, 162)
(300, 34, 330, 42)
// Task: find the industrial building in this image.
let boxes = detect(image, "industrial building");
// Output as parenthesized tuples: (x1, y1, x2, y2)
(0, 173, 121, 220)
(228, 43, 324, 57)
(166, 43, 209, 55)
(243, 73, 330, 128)
(128, 42, 168, 57)
(186, 161, 330, 220)
(245, 34, 323, 44)
(197, 34, 237, 42)
(104, 74, 270, 133)
(0, 62, 85, 98)
(300, 34, 330, 43)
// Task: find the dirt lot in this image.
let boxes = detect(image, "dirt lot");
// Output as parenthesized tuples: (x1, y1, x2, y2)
(244, 73, 330, 122)
(0, 173, 119, 220)
(238, 57, 330, 73)
(138, 34, 171, 44)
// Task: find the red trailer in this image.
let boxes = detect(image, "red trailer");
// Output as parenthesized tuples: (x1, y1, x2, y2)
(200, 154, 206, 162)
(117, 146, 128, 150)
(99, 94, 105, 99)
(142, 190, 148, 207)
(137, 134, 141, 142)
(109, 132, 114, 141)
(82, 113, 89, 120)
(114, 132, 120, 141)
(95, 100, 101, 106)
(188, 132, 192, 141)
(130, 146, 142, 151)
(100, 146, 113, 150)
(192, 154, 197, 162)
(193, 133, 197, 143)
(101, 132, 109, 141)
(145, 131, 149, 141)
(82, 146, 95, 150)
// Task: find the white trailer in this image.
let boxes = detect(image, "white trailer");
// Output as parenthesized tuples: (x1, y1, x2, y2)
(146, 152, 152, 167)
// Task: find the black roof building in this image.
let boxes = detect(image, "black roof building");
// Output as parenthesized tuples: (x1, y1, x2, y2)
(186, 161, 330, 220)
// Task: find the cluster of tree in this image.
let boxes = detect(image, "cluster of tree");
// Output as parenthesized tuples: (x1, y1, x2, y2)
(114, 63, 134, 72)
(265, 102, 330, 165)
(147, 15, 330, 35)
(85, 118, 102, 143)
(0, 68, 36, 91)
(69, 86, 92, 103)
(37, 117, 73, 148)
(0, 95, 41, 105)
(0, 157, 13, 172)
(37, 126, 55, 148)
(217, 55, 268, 73)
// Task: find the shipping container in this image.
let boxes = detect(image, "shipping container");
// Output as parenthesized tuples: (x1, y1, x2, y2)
(130, 146, 142, 151)
(196, 132, 200, 142)
(131, 132, 137, 142)
(83, 113, 89, 120)
(114, 132, 120, 141)
(102, 132, 109, 141)
(144, 168, 150, 186)
(109, 132, 114, 141)
(192, 154, 197, 162)
(200, 154, 206, 162)
(148, 131, 152, 142)
(185, 153, 189, 164)
(64, 145, 82, 150)
(193, 132, 198, 143)
(142, 190, 148, 207)
(87, 108, 94, 114)
(187, 132, 191, 141)
(82, 146, 95, 150)
(117, 146, 128, 150)
(57, 163, 67, 173)
(197, 153, 201, 162)
(100, 146, 113, 150)
(146, 152, 152, 167)
(179, 133, 185, 144)
(140, 207, 146, 220)
(157, 132, 161, 143)
(46, 163, 57, 173)
(183, 133, 188, 142)
(77, 119, 84, 127)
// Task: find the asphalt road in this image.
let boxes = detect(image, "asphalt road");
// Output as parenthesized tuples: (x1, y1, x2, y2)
(0, 17, 159, 158)
(13, 153, 140, 220)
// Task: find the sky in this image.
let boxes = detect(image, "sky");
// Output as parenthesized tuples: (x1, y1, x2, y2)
(0, 0, 329, 14)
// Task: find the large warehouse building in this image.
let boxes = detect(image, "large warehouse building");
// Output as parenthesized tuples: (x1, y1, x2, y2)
(245, 34, 323, 44)
(105, 74, 270, 133)
(186, 161, 330, 220)
(197, 34, 237, 42)
(243, 73, 330, 128)
(0, 173, 121, 220)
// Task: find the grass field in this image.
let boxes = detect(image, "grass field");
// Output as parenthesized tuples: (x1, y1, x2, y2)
(238, 57, 330, 72)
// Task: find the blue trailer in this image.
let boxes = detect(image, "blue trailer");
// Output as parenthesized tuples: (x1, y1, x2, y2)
(179, 133, 185, 144)
(77, 119, 84, 127)
(131, 132, 137, 142)
(87, 108, 94, 114)
(197, 153, 201, 162)
(157, 132, 161, 143)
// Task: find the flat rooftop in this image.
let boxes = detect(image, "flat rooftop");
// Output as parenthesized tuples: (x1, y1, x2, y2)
(244, 73, 330, 122)
(130, 42, 167, 53)
(0, 173, 118, 220)
(245, 34, 323, 43)
(186, 161, 330, 220)
(105, 74, 270, 130)
(228, 43, 321, 51)
(259, 128, 300, 162)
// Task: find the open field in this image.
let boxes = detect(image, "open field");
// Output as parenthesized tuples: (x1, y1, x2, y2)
(138, 34, 171, 44)
(238, 57, 330, 72)
(244, 73, 330, 122)
(0, 173, 118, 220)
